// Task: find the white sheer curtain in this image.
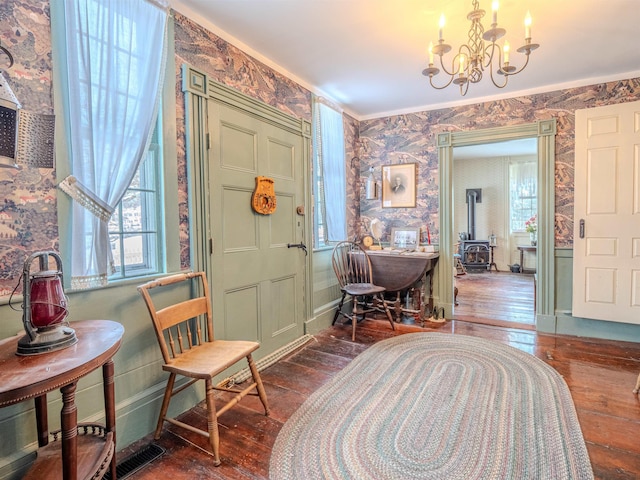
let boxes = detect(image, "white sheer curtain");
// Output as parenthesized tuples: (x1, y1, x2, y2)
(58, 0, 168, 289)
(509, 160, 537, 232)
(314, 98, 347, 242)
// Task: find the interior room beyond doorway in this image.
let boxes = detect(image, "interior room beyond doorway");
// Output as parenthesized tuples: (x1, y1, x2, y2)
(452, 138, 537, 329)
(453, 271, 535, 330)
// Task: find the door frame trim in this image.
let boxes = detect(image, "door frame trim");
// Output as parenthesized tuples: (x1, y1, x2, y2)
(181, 64, 312, 324)
(437, 119, 557, 325)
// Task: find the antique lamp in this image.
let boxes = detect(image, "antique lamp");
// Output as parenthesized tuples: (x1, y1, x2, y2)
(17, 251, 77, 355)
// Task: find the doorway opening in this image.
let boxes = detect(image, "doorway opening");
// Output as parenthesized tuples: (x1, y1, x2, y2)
(452, 138, 537, 329)
(436, 119, 557, 331)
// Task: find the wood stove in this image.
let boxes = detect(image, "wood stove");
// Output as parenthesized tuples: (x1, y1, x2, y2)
(458, 188, 490, 270)
(459, 240, 490, 270)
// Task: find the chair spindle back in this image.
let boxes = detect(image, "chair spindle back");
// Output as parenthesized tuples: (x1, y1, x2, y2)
(138, 272, 213, 364)
(332, 241, 374, 287)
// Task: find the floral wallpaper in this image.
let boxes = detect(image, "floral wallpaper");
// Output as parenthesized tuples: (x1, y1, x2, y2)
(1, 0, 639, 297)
(359, 79, 640, 247)
(0, 1, 55, 297)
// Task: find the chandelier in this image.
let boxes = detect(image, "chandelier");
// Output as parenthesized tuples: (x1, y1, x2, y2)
(422, 0, 539, 96)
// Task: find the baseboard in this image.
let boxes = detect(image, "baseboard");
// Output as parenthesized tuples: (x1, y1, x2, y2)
(224, 334, 315, 386)
(305, 300, 344, 335)
(0, 450, 35, 480)
(535, 313, 557, 333)
(554, 312, 640, 343)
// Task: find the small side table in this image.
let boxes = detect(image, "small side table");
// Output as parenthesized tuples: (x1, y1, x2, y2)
(488, 245, 498, 272)
(517, 245, 537, 274)
(0, 320, 124, 480)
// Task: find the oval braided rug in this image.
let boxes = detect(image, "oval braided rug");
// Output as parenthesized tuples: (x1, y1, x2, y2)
(270, 333, 593, 480)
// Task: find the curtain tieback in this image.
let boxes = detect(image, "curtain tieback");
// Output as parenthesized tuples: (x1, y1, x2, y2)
(58, 175, 112, 223)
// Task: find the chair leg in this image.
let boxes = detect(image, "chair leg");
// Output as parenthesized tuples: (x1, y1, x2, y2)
(205, 378, 222, 466)
(332, 292, 347, 325)
(155, 372, 176, 440)
(378, 293, 395, 331)
(247, 354, 270, 415)
(351, 296, 362, 341)
(351, 312, 357, 341)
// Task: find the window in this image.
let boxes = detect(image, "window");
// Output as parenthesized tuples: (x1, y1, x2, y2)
(312, 97, 347, 247)
(108, 122, 163, 280)
(509, 160, 537, 232)
(51, 0, 169, 289)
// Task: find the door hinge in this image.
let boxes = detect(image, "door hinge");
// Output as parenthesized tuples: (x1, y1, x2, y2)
(206, 133, 210, 150)
(209, 238, 213, 255)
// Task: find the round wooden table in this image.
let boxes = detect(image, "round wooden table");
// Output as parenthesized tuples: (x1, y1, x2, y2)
(0, 320, 124, 480)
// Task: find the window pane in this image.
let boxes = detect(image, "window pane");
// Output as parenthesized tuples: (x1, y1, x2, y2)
(122, 233, 157, 275)
(108, 122, 161, 280)
(313, 99, 346, 247)
(509, 161, 537, 232)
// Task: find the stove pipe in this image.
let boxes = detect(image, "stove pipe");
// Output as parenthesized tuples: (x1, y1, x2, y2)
(466, 189, 482, 240)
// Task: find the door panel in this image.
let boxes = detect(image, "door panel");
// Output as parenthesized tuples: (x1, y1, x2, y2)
(573, 100, 640, 323)
(223, 188, 258, 250)
(224, 286, 260, 342)
(220, 122, 257, 171)
(209, 101, 305, 356)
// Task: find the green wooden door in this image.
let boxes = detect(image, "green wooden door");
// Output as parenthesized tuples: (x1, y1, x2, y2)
(207, 100, 306, 357)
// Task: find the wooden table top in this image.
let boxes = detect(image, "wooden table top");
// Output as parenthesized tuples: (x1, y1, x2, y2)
(0, 320, 124, 407)
(366, 250, 439, 292)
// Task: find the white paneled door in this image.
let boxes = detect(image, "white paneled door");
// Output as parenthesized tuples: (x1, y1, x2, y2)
(573, 100, 640, 324)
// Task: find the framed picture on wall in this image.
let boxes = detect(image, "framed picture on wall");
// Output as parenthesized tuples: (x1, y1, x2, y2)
(390, 227, 420, 249)
(381, 163, 416, 208)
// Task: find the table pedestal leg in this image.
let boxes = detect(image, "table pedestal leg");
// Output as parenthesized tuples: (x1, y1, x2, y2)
(34, 395, 48, 447)
(60, 382, 78, 480)
(103, 360, 117, 480)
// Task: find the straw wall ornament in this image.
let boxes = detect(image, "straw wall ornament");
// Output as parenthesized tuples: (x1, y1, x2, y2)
(251, 176, 277, 215)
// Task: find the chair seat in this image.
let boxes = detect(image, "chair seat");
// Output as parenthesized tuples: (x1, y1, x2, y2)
(343, 283, 386, 296)
(163, 340, 260, 379)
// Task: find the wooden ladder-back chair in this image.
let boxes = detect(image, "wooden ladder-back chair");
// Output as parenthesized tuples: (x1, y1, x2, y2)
(137, 271, 269, 466)
(331, 241, 395, 340)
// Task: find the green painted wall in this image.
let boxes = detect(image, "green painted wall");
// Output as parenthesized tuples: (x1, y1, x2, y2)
(307, 248, 341, 334)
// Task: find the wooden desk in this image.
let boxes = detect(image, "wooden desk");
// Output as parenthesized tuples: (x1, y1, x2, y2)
(0, 320, 124, 480)
(366, 250, 439, 322)
(517, 245, 537, 274)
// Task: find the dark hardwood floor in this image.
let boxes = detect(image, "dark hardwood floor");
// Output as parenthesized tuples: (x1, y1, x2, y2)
(453, 270, 536, 329)
(119, 314, 640, 479)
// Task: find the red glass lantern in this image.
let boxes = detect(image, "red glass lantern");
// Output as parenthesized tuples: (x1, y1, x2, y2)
(17, 251, 77, 355)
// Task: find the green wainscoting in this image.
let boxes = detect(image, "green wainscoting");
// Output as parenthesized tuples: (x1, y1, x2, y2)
(543, 248, 640, 343)
(307, 248, 343, 335)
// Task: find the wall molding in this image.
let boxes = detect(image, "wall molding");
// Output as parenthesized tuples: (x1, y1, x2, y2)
(438, 119, 557, 325)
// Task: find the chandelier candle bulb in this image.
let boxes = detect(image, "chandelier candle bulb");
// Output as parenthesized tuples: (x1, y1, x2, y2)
(439, 13, 445, 40)
(459, 55, 465, 74)
(525, 11, 532, 39)
(503, 41, 510, 64)
(492, 1, 498, 24)
(429, 42, 434, 64)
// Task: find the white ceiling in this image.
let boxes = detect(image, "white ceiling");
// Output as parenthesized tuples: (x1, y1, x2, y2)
(170, 0, 640, 120)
